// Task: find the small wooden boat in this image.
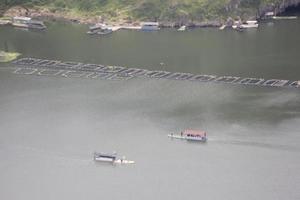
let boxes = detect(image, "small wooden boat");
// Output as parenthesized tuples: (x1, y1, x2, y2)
(168, 129, 207, 142)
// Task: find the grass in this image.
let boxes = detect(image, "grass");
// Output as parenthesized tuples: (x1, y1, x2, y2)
(1, 0, 284, 21)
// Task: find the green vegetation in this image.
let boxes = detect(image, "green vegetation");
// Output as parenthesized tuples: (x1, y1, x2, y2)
(0, 51, 21, 62)
(0, 0, 289, 22)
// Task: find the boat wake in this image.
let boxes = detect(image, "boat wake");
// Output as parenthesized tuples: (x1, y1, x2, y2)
(207, 138, 299, 152)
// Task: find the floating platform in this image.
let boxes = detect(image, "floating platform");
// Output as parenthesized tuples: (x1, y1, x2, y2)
(12, 58, 300, 89)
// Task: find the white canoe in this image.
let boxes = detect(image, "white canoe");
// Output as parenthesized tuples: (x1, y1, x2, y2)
(272, 16, 297, 20)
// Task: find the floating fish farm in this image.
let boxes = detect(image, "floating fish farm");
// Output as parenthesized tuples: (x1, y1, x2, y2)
(12, 58, 300, 89)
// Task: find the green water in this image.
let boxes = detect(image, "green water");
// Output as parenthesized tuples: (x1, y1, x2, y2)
(1, 19, 300, 79)
(0, 19, 300, 200)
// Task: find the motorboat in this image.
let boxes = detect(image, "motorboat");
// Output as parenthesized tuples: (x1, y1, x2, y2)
(93, 152, 135, 164)
(168, 129, 207, 142)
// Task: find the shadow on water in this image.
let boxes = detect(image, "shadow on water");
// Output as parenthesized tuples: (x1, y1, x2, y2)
(280, 4, 300, 16)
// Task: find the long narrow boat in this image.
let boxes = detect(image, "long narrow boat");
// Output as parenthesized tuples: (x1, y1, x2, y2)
(93, 152, 135, 164)
(168, 129, 207, 142)
(272, 16, 297, 20)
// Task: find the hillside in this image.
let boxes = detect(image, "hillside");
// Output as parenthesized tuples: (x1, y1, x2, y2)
(1, 0, 299, 24)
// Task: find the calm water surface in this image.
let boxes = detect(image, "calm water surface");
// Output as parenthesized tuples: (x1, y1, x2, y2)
(0, 17, 300, 200)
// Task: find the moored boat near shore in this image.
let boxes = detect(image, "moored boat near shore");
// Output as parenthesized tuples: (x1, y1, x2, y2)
(27, 20, 47, 30)
(97, 28, 113, 35)
(240, 20, 259, 28)
(87, 23, 113, 35)
(272, 16, 298, 20)
(12, 16, 46, 30)
(141, 22, 160, 31)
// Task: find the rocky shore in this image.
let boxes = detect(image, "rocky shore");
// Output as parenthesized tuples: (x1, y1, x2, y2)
(2, 6, 225, 28)
(1, 1, 299, 28)
(1, 6, 245, 28)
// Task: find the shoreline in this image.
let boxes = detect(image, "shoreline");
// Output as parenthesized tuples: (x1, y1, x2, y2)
(1, 0, 300, 28)
(1, 5, 298, 31)
(2, 6, 228, 28)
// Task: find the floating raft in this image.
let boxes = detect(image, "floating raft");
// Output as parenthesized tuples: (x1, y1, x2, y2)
(12, 57, 300, 89)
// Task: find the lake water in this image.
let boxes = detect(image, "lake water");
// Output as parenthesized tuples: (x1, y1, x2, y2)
(0, 18, 300, 200)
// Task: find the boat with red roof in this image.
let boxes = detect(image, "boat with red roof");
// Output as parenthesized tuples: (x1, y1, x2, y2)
(168, 129, 207, 142)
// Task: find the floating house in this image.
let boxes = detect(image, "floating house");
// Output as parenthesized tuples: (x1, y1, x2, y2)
(12, 16, 46, 30)
(12, 16, 31, 28)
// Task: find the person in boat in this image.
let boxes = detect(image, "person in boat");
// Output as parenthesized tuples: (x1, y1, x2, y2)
(120, 156, 125, 163)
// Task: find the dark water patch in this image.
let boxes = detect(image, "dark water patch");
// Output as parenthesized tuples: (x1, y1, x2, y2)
(280, 3, 300, 16)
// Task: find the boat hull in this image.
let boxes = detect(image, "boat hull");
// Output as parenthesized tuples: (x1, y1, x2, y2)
(93, 152, 134, 164)
(141, 25, 160, 31)
(240, 24, 258, 28)
(168, 134, 207, 142)
(114, 159, 135, 164)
